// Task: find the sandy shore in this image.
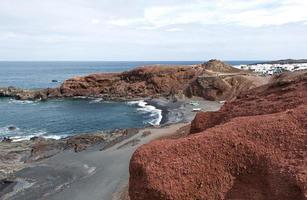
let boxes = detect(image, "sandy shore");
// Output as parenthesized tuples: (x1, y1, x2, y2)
(0, 98, 221, 200)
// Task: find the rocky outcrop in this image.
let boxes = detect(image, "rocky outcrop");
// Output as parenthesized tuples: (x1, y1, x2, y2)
(58, 60, 266, 101)
(0, 60, 268, 101)
(201, 59, 242, 73)
(0, 128, 138, 180)
(0, 87, 48, 101)
(190, 70, 307, 133)
(129, 70, 307, 200)
(185, 74, 268, 101)
(58, 65, 203, 99)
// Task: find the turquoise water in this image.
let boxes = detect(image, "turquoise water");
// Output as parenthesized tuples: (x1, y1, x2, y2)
(0, 61, 260, 140)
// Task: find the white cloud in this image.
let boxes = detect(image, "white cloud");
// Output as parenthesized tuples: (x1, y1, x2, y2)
(91, 19, 101, 25)
(108, 0, 307, 28)
(0, 0, 307, 60)
(108, 18, 145, 27)
(165, 28, 184, 32)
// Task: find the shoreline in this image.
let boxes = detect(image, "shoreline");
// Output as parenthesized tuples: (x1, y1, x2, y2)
(0, 97, 181, 142)
(0, 95, 221, 142)
(0, 122, 192, 200)
(0, 97, 222, 200)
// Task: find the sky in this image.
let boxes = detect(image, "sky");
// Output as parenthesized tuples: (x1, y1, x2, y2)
(0, 0, 307, 61)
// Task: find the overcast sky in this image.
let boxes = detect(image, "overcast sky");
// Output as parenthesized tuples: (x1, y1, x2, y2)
(0, 0, 307, 61)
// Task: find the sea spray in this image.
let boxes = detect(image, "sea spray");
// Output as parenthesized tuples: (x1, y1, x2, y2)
(127, 100, 163, 126)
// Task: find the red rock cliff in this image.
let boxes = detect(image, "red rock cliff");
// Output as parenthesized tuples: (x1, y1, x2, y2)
(129, 71, 307, 200)
(58, 65, 203, 99)
(2, 60, 268, 101)
(48, 60, 267, 101)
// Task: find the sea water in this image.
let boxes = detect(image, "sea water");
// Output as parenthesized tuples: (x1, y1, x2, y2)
(0, 61, 260, 140)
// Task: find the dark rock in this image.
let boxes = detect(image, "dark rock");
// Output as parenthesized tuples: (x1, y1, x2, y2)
(8, 126, 16, 131)
(1, 137, 12, 143)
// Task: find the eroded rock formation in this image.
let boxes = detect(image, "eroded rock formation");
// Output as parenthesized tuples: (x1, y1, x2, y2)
(129, 70, 307, 200)
(0, 60, 268, 101)
(58, 65, 203, 99)
(190, 70, 307, 133)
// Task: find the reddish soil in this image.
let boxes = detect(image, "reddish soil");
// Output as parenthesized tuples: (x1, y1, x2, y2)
(129, 70, 307, 200)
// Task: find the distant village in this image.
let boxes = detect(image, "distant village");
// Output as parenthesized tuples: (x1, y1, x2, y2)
(235, 62, 307, 75)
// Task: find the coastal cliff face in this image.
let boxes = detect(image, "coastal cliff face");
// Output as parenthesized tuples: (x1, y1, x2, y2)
(59, 60, 265, 101)
(58, 65, 203, 99)
(129, 71, 307, 200)
(0, 60, 268, 101)
(190, 70, 307, 133)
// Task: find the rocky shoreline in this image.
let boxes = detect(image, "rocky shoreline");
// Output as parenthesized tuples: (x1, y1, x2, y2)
(0, 96, 221, 182)
(0, 60, 284, 199)
(0, 128, 138, 179)
(0, 60, 269, 102)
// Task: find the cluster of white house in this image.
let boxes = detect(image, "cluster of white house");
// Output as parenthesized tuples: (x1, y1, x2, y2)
(235, 63, 307, 75)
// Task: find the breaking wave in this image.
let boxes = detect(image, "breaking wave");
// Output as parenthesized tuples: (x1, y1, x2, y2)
(0, 125, 66, 142)
(8, 99, 38, 105)
(127, 100, 163, 126)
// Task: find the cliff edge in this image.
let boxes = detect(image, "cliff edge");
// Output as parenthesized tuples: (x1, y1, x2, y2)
(129, 70, 307, 200)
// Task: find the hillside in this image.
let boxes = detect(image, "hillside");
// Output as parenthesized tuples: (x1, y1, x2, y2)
(129, 70, 307, 200)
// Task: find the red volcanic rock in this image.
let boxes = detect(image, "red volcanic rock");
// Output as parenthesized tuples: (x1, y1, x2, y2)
(201, 59, 242, 73)
(52, 61, 267, 101)
(130, 105, 307, 200)
(185, 74, 267, 101)
(129, 71, 307, 200)
(190, 71, 307, 133)
(58, 66, 203, 99)
(1, 61, 268, 101)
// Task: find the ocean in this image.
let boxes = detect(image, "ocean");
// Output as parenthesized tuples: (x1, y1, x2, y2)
(0, 61, 260, 140)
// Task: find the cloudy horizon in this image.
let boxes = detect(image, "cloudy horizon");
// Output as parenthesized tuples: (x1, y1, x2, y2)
(0, 0, 307, 61)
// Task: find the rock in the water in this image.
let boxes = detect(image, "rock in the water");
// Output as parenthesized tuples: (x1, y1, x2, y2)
(1, 137, 12, 143)
(8, 126, 16, 131)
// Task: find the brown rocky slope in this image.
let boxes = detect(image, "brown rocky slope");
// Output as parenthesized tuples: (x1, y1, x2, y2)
(190, 70, 307, 133)
(129, 70, 307, 200)
(1, 60, 268, 101)
(57, 60, 266, 101)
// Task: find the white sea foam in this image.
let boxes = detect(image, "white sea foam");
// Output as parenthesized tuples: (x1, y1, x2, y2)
(73, 96, 88, 99)
(0, 125, 66, 142)
(127, 100, 163, 126)
(10, 134, 66, 142)
(8, 99, 38, 105)
(0, 125, 20, 135)
(89, 98, 104, 104)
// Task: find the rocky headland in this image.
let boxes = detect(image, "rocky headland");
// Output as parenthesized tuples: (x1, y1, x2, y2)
(256, 59, 307, 65)
(0, 60, 269, 101)
(1, 60, 305, 200)
(129, 70, 307, 200)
